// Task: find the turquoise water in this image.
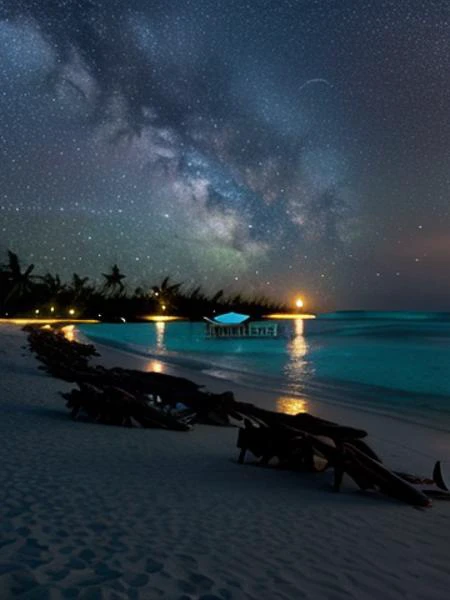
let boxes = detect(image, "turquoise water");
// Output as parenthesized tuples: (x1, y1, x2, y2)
(78, 312, 450, 430)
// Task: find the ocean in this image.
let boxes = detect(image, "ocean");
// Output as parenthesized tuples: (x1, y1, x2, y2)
(77, 312, 450, 431)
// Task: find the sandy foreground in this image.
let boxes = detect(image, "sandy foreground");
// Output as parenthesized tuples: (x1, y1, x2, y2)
(0, 324, 449, 600)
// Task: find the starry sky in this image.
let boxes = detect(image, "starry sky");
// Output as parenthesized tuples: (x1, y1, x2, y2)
(1, 0, 449, 311)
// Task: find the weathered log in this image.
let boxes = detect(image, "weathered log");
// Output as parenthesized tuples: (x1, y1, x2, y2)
(61, 382, 191, 431)
(233, 403, 367, 441)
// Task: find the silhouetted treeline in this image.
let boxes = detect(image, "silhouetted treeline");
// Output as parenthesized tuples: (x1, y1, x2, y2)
(0, 251, 287, 320)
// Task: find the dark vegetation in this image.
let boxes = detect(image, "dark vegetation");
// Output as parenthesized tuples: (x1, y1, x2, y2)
(1, 250, 286, 320)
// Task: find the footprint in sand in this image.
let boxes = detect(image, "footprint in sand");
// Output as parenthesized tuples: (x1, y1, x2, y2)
(188, 572, 214, 592)
(77, 586, 128, 599)
(55, 529, 69, 538)
(21, 538, 48, 554)
(145, 558, 164, 573)
(66, 557, 86, 570)
(78, 549, 96, 562)
(0, 568, 38, 597)
(93, 563, 123, 580)
(174, 554, 198, 568)
(123, 572, 149, 587)
(44, 567, 69, 582)
(15, 585, 66, 599)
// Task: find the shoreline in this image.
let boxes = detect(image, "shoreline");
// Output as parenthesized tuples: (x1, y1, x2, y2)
(76, 324, 450, 435)
(1, 323, 450, 600)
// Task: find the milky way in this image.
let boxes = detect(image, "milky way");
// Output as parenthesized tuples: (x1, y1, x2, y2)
(1, 1, 449, 310)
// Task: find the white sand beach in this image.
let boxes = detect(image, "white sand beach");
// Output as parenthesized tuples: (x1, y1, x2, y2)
(1, 323, 450, 600)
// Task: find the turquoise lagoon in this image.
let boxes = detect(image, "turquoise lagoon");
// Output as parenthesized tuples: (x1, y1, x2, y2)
(77, 312, 450, 430)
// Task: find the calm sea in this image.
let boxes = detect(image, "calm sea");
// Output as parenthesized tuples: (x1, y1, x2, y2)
(78, 312, 450, 430)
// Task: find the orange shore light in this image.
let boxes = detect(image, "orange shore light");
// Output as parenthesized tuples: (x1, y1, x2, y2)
(264, 313, 316, 320)
(0, 318, 99, 325)
(139, 315, 183, 322)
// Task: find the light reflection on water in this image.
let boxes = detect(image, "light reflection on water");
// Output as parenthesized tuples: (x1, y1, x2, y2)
(61, 324, 76, 342)
(283, 319, 311, 392)
(276, 396, 309, 414)
(288, 319, 307, 358)
(155, 321, 166, 351)
(140, 318, 313, 400)
(145, 359, 166, 373)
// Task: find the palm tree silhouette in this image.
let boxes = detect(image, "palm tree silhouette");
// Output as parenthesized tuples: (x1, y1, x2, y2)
(3, 251, 37, 305)
(40, 272, 66, 299)
(151, 276, 182, 311)
(102, 264, 126, 296)
(151, 276, 182, 298)
(70, 273, 92, 302)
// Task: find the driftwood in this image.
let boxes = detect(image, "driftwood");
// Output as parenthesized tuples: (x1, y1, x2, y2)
(61, 383, 192, 431)
(233, 404, 367, 440)
(26, 326, 235, 429)
(236, 418, 450, 507)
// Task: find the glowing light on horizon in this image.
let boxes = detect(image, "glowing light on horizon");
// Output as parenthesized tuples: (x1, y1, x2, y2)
(265, 313, 316, 319)
(295, 297, 304, 309)
(0, 318, 99, 325)
(140, 315, 182, 322)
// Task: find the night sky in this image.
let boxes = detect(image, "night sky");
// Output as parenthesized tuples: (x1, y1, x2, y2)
(1, 0, 449, 311)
